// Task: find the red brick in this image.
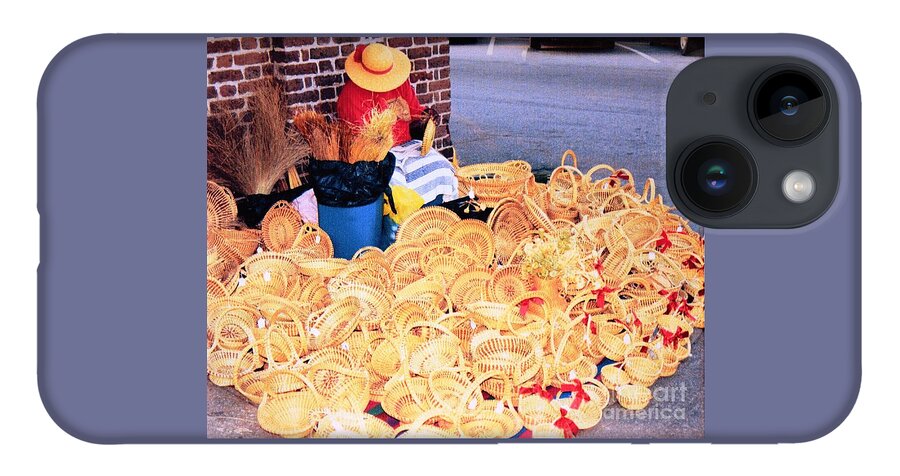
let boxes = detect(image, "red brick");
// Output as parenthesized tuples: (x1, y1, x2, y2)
(259, 37, 271, 48)
(284, 37, 315, 47)
(244, 65, 262, 80)
(428, 56, 450, 68)
(317, 101, 336, 115)
(316, 37, 333, 45)
(406, 46, 431, 60)
(216, 55, 233, 68)
(439, 43, 449, 54)
(219, 84, 237, 97)
(240, 37, 258, 50)
(285, 90, 319, 105)
(417, 93, 434, 104)
(262, 64, 274, 77)
(302, 50, 310, 61)
(412, 59, 427, 71)
(333, 37, 361, 44)
(305, 77, 313, 87)
(207, 38, 240, 54)
(432, 101, 450, 114)
(318, 60, 334, 72)
(440, 90, 451, 101)
(238, 79, 268, 95)
(234, 51, 268, 66)
(429, 79, 450, 92)
(282, 63, 318, 76)
(208, 69, 243, 83)
(335, 58, 347, 70)
(320, 87, 336, 100)
(271, 50, 300, 63)
(387, 37, 413, 48)
(309, 46, 340, 59)
(315, 74, 343, 87)
(427, 37, 445, 43)
(413, 37, 426, 45)
(437, 67, 450, 79)
(416, 83, 427, 94)
(207, 57, 213, 70)
(409, 71, 433, 83)
(283, 78, 304, 92)
(209, 98, 245, 113)
(433, 45, 439, 54)
(341, 44, 355, 56)
(207, 86, 217, 99)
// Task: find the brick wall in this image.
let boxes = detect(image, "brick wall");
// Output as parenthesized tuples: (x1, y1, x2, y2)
(207, 36, 453, 152)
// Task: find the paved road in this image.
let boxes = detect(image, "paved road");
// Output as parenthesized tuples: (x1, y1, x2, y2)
(449, 38, 701, 205)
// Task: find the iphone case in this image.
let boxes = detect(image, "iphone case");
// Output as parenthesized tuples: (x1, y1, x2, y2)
(38, 34, 860, 442)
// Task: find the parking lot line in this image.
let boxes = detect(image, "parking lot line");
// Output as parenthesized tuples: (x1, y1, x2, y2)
(615, 42, 660, 64)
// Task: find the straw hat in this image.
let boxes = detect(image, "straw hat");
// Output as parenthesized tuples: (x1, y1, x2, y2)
(345, 43, 412, 93)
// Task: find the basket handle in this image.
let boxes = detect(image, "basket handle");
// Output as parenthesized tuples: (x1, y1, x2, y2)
(560, 149, 578, 169)
(263, 323, 301, 368)
(393, 407, 459, 438)
(584, 164, 616, 183)
(640, 178, 656, 203)
(548, 166, 581, 207)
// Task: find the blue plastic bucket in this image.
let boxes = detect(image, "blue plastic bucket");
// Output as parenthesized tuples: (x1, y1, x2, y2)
(317, 195, 384, 259)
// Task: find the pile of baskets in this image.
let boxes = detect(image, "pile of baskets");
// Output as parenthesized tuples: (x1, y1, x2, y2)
(206, 150, 704, 439)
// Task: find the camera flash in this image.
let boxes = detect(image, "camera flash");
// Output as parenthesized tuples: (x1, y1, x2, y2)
(782, 170, 816, 203)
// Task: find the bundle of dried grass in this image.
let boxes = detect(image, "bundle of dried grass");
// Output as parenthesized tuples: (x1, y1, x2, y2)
(292, 107, 397, 164)
(348, 108, 397, 164)
(207, 80, 311, 196)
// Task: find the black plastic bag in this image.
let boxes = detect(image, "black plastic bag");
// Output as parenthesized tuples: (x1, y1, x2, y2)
(310, 153, 396, 212)
(236, 183, 313, 228)
(436, 196, 494, 222)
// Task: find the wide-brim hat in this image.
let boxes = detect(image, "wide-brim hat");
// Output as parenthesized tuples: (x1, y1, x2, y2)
(345, 43, 412, 93)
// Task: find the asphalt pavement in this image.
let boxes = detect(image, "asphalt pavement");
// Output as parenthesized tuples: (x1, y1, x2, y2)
(449, 38, 701, 205)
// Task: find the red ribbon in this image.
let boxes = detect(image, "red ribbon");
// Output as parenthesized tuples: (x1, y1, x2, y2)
(631, 310, 642, 329)
(659, 289, 679, 313)
(559, 379, 592, 410)
(554, 408, 579, 438)
(611, 170, 631, 181)
(518, 296, 544, 317)
(656, 230, 672, 253)
(594, 285, 616, 307)
(660, 326, 689, 348)
(593, 259, 604, 276)
(684, 255, 703, 269)
(581, 313, 598, 334)
(518, 383, 554, 401)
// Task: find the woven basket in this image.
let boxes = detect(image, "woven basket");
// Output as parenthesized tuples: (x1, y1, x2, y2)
(624, 342, 663, 387)
(488, 199, 536, 265)
(600, 362, 630, 390)
(547, 165, 582, 210)
(551, 379, 610, 429)
(600, 225, 636, 285)
(447, 219, 495, 266)
(595, 320, 634, 362)
(522, 194, 555, 231)
(291, 223, 334, 259)
(305, 363, 371, 414)
(408, 333, 464, 377)
(396, 206, 460, 243)
(456, 162, 531, 208)
(381, 374, 439, 424)
(314, 411, 395, 438)
(257, 387, 322, 438)
(419, 243, 480, 281)
(486, 265, 531, 305)
(207, 181, 238, 229)
(518, 393, 561, 430)
(240, 252, 301, 277)
(261, 200, 304, 252)
(394, 408, 460, 438)
(616, 384, 652, 410)
(472, 335, 541, 384)
(207, 277, 229, 298)
(306, 297, 361, 350)
(207, 228, 261, 265)
(295, 258, 349, 278)
(449, 270, 490, 309)
(458, 401, 524, 439)
(620, 210, 662, 248)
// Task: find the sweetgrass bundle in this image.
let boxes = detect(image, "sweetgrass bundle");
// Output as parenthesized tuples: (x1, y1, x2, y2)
(292, 107, 397, 164)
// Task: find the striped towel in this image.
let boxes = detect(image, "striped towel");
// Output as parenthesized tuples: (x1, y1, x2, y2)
(389, 140, 459, 205)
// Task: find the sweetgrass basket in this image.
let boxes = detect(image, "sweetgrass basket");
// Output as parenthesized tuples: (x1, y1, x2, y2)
(446, 219, 496, 266)
(305, 297, 361, 350)
(257, 388, 322, 438)
(396, 206, 460, 242)
(457, 401, 524, 438)
(623, 341, 663, 387)
(314, 411, 395, 438)
(600, 362, 630, 390)
(487, 199, 536, 265)
(207, 181, 238, 229)
(261, 200, 303, 252)
(616, 384, 652, 410)
(291, 223, 334, 259)
(551, 378, 610, 429)
(456, 162, 531, 208)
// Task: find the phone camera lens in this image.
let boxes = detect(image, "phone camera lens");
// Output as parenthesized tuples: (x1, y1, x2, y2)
(752, 66, 829, 143)
(676, 138, 756, 216)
